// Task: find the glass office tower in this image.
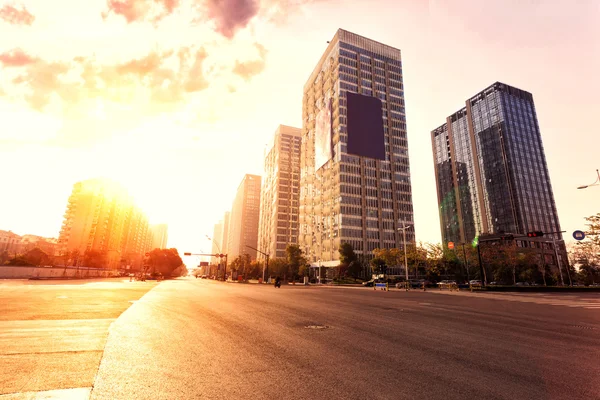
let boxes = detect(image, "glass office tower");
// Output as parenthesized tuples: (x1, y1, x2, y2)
(432, 82, 562, 245)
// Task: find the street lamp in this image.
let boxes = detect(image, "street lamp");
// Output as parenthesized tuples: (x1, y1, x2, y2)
(206, 236, 226, 280)
(577, 169, 600, 189)
(397, 221, 413, 283)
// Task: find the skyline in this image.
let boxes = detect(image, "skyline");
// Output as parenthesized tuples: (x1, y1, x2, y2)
(1, 0, 599, 255)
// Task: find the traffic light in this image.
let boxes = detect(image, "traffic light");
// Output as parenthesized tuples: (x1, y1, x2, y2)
(219, 253, 224, 258)
(527, 231, 544, 238)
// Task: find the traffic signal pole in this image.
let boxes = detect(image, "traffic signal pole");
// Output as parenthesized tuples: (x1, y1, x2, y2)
(245, 245, 269, 283)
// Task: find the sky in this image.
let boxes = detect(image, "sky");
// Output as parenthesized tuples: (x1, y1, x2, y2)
(1, 0, 599, 257)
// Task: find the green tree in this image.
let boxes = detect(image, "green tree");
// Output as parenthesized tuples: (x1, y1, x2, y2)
(147, 248, 183, 277)
(339, 243, 357, 270)
(23, 247, 50, 266)
(83, 250, 107, 269)
(286, 244, 306, 280)
(269, 257, 289, 278)
(338, 243, 358, 278)
(370, 257, 386, 276)
(347, 261, 363, 281)
(5, 256, 34, 266)
(0, 250, 11, 264)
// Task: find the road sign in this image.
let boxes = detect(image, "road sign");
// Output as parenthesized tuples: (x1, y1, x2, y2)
(573, 230, 586, 241)
(448, 242, 455, 250)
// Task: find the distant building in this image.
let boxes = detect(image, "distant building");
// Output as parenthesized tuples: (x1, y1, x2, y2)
(227, 174, 262, 261)
(299, 29, 415, 265)
(148, 224, 169, 250)
(19, 234, 58, 256)
(258, 125, 302, 260)
(57, 178, 150, 269)
(221, 211, 230, 256)
(211, 220, 223, 263)
(0, 230, 23, 254)
(431, 82, 563, 244)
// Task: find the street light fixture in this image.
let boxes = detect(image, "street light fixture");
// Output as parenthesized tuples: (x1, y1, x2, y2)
(206, 236, 227, 280)
(397, 221, 413, 283)
(577, 169, 600, 189)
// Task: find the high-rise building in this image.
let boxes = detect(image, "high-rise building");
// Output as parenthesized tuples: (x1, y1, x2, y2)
(299, 29, 415, 264)
(227, 174, 262, 261)
(148, 224, 168, 250)
(57, 178, 150, 269)
(431, 82, 562, 244)
(211, 220, 223, 263)
(258, 125, 302, 260)
(221, 211, 230, 256)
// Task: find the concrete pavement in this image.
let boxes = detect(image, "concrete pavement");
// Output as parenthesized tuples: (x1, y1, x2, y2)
(90, 278, 600, 400)
(0, 278, 157, 398)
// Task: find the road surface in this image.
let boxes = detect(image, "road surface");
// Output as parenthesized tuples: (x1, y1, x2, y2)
(89, 279, 600, 400)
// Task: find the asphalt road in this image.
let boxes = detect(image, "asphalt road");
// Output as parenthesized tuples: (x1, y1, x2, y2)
(0, 278, 157, 399)
(89, 279, 600, 400)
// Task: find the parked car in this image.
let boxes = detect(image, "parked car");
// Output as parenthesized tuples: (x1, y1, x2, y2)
(515, 282, 530, 286)
(201, 275, 208, 279)
(489, 281, 500, 285)
(469, 280, 482, 286)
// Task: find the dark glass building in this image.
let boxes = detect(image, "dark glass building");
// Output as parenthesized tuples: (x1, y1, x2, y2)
(431, 82, 562, 245)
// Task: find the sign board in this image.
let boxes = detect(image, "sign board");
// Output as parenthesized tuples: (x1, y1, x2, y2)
(573, 230, 586, 241)
(448, 242, 455, 250)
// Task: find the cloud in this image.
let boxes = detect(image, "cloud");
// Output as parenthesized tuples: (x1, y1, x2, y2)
(259, 0, 323, 24)
(0, 4, 35, 25)
(232, 42, 267, 81)
(104, 0, 260, 38)
(3, 46, 211, 111)
(203, 0, 259, 38)
(103, 0, 180, 23)
(0, 48, 38, 67)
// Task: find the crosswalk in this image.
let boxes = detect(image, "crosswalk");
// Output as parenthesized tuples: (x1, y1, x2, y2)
(431, 290, 600, 309)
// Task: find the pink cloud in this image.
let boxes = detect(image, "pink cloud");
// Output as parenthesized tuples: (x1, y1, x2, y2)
(0, 4, 35, 25)
(204, 0, 259, 39)
(0, 49, 38, 67)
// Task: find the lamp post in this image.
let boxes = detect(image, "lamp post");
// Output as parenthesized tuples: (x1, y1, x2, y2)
(577, 169, 600, 190)
(206, 236, 226, 280)
(245, 245, 269, 283)
(397, 221, 412, 283)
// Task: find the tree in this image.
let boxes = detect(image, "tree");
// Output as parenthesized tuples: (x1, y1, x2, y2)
(286, 244, 306, 280)
(347, 261, 363, 281)
(0, 251, 10, 265)
(370, 257, 386, 276)
(269, 257, 289, 278)
(23, 248, 50, 266)
(147, 248, 183, 277)
(338, 243, 358, 279)
(4, 256, 34, 266)
(339, 243, 357, 267)
(83, 250, 107, 269)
